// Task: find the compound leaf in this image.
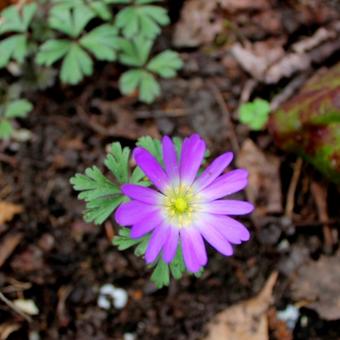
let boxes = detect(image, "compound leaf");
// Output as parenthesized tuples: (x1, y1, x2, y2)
(80, 24, 118, 61)
(60, 43, 93, 84)
(116, 5, 169, 39)
(0, 34, 27, 68)
(0, 3, 37, 34)
(104, 142, 131, 183)
(36, 39, 71, 66)
(147, 50, 182, 78)
(139, 71, 160, 103)
(49, 4, 95, 37)
(118, 36, 153, 67)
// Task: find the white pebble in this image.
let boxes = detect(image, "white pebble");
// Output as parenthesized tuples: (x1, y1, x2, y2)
(97, 284, 128, 310)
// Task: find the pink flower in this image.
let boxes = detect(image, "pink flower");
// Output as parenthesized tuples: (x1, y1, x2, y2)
(115, 134, 253, 272)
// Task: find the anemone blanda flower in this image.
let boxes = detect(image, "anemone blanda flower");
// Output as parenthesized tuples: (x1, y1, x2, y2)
(115, 134, 253, 273)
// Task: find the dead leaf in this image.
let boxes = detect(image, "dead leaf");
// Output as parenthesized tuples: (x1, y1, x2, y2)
(291, 251, 340, 320)
(205, 272, 278, 340)
(0, 322, 20, 340)
(0, 233, 23, 268)
(173, 0, 269, 47)
(236, 139, 282, 215)
(0, 202, 22, 225)
(231, 40, 285, 80)
(232, 23, 340, 83)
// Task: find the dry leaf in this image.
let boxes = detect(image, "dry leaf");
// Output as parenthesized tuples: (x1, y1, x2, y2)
(205, 272, 278, 340)
(173, 0, 269, 47)
(0, 202, 23, 224)
(231, 41, 285, 80)
(291, 251, 340, 320)
(236, 139, 282, 215)
(0, 322, 20, 340)
(0, 233, 23, 268)
(232, 23, 340, 83)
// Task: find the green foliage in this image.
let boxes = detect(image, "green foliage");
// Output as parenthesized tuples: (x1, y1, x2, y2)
(0, 0, 182, 137)
(115, 4, 169, 39)
(0, 98, 33, 139)
(118, 39, 182, 103)
(239, 98, 271, 131)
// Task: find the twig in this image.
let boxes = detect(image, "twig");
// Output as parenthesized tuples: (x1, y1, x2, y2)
(240, 79, 258, 104)
(0, 292, 32, 323)
(285, 158, 303, 219)
(208, 81, 240, 152)
(310, 180, 334, 253)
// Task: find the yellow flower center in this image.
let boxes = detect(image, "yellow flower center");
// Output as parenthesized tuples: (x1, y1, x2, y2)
(163, 184, 198, 228)
(174, 197, 188, 213)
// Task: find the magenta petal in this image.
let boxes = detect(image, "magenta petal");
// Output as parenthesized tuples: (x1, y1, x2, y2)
(130, 211, 164, 238)
(197, 223, 233, 256)
(202, 214, 250, 244)
(115, 200, 159, 226)
(133, 147, 169, 192)
(200, 169, 248, 201)
(179, 134, 206, 185)
(145, 225, 170, 263)
(162, 227, 179, 263)
(201, 200, 254, 215)
(162, 136, 179, 181)
(121, 184, 163, 204)
(180, 228, 207, 272)
(194, 152, 233, 191)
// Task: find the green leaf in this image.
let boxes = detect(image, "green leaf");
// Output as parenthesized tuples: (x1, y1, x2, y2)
(118, 37, 153, 67)
(84, 195, 126, 224)
(119, 69, 160, 103)
(70, 166, 124, 224)
(60, 43, 93, 84)
(0, 120, 13, 139)
(0, 34, 27, 68)
(239, 98, 270, 130)
(147, 50, 182, 78)
(136, 135, 162, 162)
(134, 235, 150, 256)
(80, 24, 118, 61)
(139, 71, 160, 103)
(150, 258, 170, 288)
(136, 0, 163, 4)
(104, 142, 131, 183)
(130, 166, 148, 184)
(0, 3, 37, 34)
(169, 246, 185, 279)
(113, 227, 148, 251)
(49, 4, 95, 37)
(105, 0, 131, 3)
(71, 166, 120, 202)
(115, 5, 169, 39)
(36, 39, 71, 66)
(88, 1, 112, 20)
(4, 99, 32, 118)
(119, 69, 143, 95)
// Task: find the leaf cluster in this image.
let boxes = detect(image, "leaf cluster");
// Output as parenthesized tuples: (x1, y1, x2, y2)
(0, 0, 182, 103)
